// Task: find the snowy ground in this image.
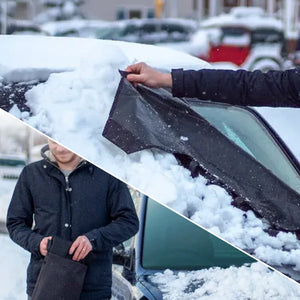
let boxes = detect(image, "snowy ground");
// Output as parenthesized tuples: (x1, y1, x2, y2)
(1, 36, 300, 279)
(0, 234, 29, 300)
(151, 263, 300, 300)
(0, 178, 16, 223)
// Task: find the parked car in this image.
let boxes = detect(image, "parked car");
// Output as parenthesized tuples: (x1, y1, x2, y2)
(0, 154, 27, 180)
(41, 19, 110, 38)
(190, 7, 290, 71)
(111, 196, 255, 299)
(96, 18, 197, 45)
(42, 18, 197, 45)
(2, 19, 48, 36)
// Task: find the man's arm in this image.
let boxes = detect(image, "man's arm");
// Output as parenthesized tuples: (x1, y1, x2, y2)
(6, 167, 44, 257)
(126, 62, 300, 108)
(171, 68, 300, 107)
(83, 178, 139, 252)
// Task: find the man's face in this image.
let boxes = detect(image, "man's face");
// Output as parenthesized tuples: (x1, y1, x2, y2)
(48, 140, 79, 166)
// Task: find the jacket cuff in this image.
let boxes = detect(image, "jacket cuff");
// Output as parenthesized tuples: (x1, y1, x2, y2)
(84, 231, 98, 251)
(30, 233, 44, 258)
(171, 68, 184, 97)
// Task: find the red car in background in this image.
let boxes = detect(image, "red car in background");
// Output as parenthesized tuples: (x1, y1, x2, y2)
(192, 7, 290, 71)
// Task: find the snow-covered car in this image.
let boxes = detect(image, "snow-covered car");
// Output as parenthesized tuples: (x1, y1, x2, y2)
(189, 7, 290, 71)
(2, 19, 48, 36)
(42, 18, 197, 45)
(41, 19, 110, 38)
(96, 18, 197, 45)
(1, 35, 300, 282)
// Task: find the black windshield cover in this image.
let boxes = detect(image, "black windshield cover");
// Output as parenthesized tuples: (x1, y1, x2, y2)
(103, 76, 300, 232)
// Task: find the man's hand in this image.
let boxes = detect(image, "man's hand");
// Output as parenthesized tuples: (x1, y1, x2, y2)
(69, 235, 92, 261)
(125, 62, 172, 88)
(39, 236, 52, 256)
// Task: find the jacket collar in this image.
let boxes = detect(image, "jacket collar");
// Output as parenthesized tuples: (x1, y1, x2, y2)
(40, 144, 90, 174)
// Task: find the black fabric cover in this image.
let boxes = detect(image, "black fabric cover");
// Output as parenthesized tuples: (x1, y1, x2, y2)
(31, 236, 87, 300)
(103, 76, 300, 232)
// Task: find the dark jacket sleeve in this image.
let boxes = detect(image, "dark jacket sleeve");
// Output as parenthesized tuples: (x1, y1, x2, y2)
(6, 167, 44, 257)
(84, 178, 139, 251)
(171, 68, 300, 107)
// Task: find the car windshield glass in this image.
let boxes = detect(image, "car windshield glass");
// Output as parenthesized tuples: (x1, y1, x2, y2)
(251, 29, 283, 44)
(190, 103, 300, 194)
(142, 199, 254, 270)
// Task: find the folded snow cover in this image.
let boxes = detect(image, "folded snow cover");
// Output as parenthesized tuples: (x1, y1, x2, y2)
(103, 75, 300, 232)
(31, 236, 87, 300)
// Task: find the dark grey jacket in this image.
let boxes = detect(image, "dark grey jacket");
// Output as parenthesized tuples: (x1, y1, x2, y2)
(171, 68, 300, 107)
(6, 149, 139, 299)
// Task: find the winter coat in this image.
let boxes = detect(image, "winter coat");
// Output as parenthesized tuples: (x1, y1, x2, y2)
(6, 148, 139, 299)
(171, 68, 300, 107)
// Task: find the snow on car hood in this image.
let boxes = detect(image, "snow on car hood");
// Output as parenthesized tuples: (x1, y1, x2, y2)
(0, 35, 209, 82)
(150, 263, 300, 299)
(1, 35, 300, 278)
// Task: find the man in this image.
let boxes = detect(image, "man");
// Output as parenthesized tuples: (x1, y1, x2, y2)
(125, 62, 300, 107)
(6, 140, 139, 300)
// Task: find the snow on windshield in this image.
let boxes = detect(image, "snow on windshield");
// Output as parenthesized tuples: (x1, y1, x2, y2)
(151, 263, 300, 299)
(1, 36, 300, 278)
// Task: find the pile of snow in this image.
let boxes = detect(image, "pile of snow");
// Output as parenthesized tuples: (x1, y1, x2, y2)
(1, 36, 300, 277)
(151, 263, 300, 299)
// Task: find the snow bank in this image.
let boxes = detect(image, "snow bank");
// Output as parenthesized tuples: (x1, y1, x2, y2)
(151, 263, 300, 299)
(2, 36, 300, 277)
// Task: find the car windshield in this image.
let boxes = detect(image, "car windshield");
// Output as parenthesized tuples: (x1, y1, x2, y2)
(251, 29, 283, 44)
(190, 102, 300, 194)
(142, 199, 254, 270)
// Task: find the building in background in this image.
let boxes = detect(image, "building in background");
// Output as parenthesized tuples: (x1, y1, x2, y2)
(1, 0, 292, 21)
(1, 0, 300, 51)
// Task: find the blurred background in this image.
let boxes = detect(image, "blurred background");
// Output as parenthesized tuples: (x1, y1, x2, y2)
(0, 109, 47, 233)
(1, 0, 300, 71)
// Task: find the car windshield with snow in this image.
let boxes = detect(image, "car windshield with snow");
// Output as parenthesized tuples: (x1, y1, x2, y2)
(112, 197, 300, 299)
(104, 77, 300, 233)
(111, 196, 256, 299)
(1, 35, 300, 282)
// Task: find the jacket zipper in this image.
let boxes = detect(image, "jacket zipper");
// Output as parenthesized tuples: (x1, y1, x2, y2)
(63, 161, 87, 239)
(65, 175, 72, 192)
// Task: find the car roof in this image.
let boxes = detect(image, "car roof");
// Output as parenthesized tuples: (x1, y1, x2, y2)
(200, 9, 283, 31)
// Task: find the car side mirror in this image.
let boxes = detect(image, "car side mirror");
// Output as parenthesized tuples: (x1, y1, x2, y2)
(112, 243, 129, 265)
